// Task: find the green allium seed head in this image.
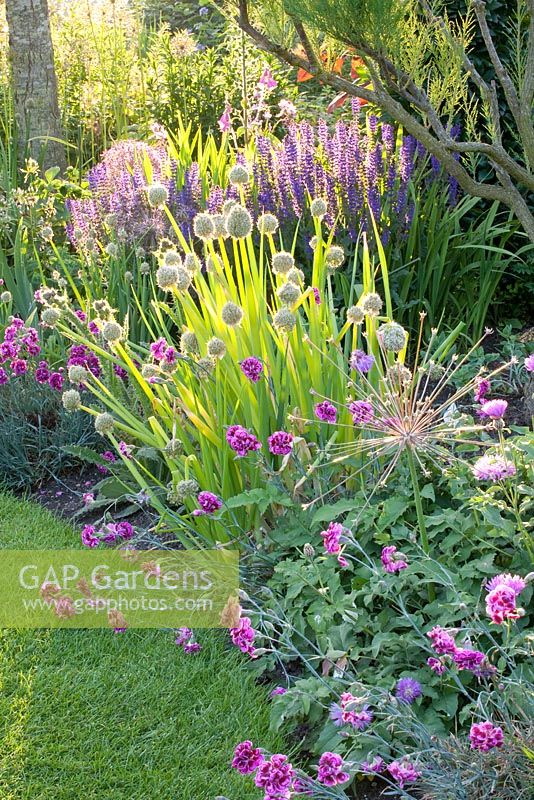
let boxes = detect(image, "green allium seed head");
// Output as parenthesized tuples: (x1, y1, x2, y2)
(102, 320, 123, 343)
(141, 363, 158, 379)
(124, 271, 133, 282)
(197, 356, 216, 378)
(104, 242, 119, 258)
(164, 438, 183, 457)
(347, 305, 365, 325)
(68, 365, 89, 384)
(277, 282, 301, 305)
(94, 412, 115, 436)
(272, 251, 295, 274)
(221, 301, 244, 327)
(325, 245, 345, 269)
(257, 212, 279, 235)
(174, 267, 192, 291)
(1, 290, 12, 303)
(360, 292, 383, 317)
(104, 213, 118, 228)
(93, 299, 113, 317)
(40, 225, 53, 240)
(61, 389, 81, 412)
(273, 307, 296, 333)
(180, 330, 200, 355)
(193, 212, 215, 240)
(156, 265, 179, 290)
(211, 213, 228, 239)
(310, 197, 327, 218)
(379, 321, 407, 353)
(163, 249, 182, 267)
(183, 252, 200, 272)
(226, 205, 253, 239)
(286, 267, 305, 285)
(309, 235, 319, 251)
(41, 307, 61, 327)
(140, 261, 151, 275)
(147, 183, 168, 208)
(175, 478, 199, 499)
(207, 337, 226, 359)
(228, 163, 250, 186)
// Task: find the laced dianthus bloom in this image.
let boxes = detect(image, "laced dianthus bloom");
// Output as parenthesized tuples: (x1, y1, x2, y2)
(321, 521, 344, 554)
(381, 545, 408, 574)
(349, 349, 375, 373)
(469, 721, 504, 751)
(479, 398, 508, 420)
(192, 491, 222, 516)
(230, 615, 257, 656)
(240, 356, 264, 383)
(268, 430, 293, 455)
(330, 692, 373, 730)
(232, 740, 264, 774)
(254, 753, 294, 795)
(525, 354, 534, 372)
(314, 400, 337, 423)
(474, 377, 491, 402)
(472, 453, 516, 481)
(226, 425, 261, 457)
(183, 641, 202, 654)
(427, 657, 446, 674)
(485, 584, 521, 624)
(317, 752, 350, 786)
(387, 760, 421, 788)
(361, 756, 385, 774)
(395, 677, 422, 704)
(175, 627, 192, 646)
(81, 525, 100, 548)
(426, 625, 457, 655)
(452, 648, 487, 673)
(349, 400, 374, 425)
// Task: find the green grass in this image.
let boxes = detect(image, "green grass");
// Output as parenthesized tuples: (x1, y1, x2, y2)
(0, 493, 282, 799)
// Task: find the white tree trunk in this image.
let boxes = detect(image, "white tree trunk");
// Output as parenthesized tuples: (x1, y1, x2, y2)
(5, 0, 66, 170)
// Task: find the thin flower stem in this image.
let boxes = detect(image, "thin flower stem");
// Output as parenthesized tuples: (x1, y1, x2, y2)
(406, 447, 435, 602)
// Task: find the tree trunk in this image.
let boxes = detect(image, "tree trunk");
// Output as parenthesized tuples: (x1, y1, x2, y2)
(5, 0, 66, 171)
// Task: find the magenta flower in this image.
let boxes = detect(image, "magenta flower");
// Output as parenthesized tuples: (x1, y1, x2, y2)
(183, 641, 202, 654)
(48, 371, 63, 391)
(474, 377, 491, 402)
(321, 521, 344, 554)
(525, 354, 534, 372)
(361, 756, 385, 774)
(427, 657, 446, 675)
(175, 627, 193, 646)
(232, 740, 264, 775)
(118, 441, 133, 458)
(472, 454, 516, 481)
(317, 752, 350, 786)
(312, 287, 321, 305)
(193, 491, 222, 516)
(381, 545, 408, 574)
(11, 358, 28, 376)
(452, 648, 487, 673)
(258, 66, 278, 90)
(226, 424, 262, 456)
(218, 102, 232, 133)
(34, 361, 50, 383)
(116, 521, 134, 540)
(255, 753, 294, 794)
(0, 368, 8, 385)
(230, 616, 256, 657)
(395, 677, 422, 704)
(479, 399, 508, 419)
(485, 583, 522, 624)
(387, 760, 421, 788)
(314, 401, 337, 423)
(270, 686, 287, 698)
(330, 692, 373, 730)
(81, 525, 100, 548)
(426, 625, 457, 655)
(349, 400, 374, 425)
(469, 721, 504, 752)
(240, 356, 264, 383)
(349, 349, 375, 373)
(268, 430, 293, 455)
(82, 492, 94, 506)
(486, 573, 526, 595)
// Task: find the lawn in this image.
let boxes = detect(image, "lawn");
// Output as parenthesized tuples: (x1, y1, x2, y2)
(0, 494, 282, 799)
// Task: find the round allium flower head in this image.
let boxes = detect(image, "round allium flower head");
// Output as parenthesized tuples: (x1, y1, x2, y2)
(272, 251, 295, 275)
(62, 389, 81, 412)
(102, 320, 123, 343)
(524, 353, 534, 372)
(325, 245, 345, 269)
(147, 182, 168, 208)
(193, 212, 215, 240)
(163, 249, 182, 267)
(268, 430, 293, 456)
(211, 213, 228, 239)
(183, 252, 200, 272)
(349, 400, 374, 425)
(317, 752, 349, 786)
(231, 740, 264, 775)
(221, 301, 244, 327)
(222, 198, 237, 216)
(175, 479, 200, 500)
(276, 282, 301, 306)
(347, 305, 365, 325)
(360, 292, 383, 317)
(349, 349, 375, 373)
(41, 307, 61, 327)
(240, 356, 263, 383)
(180, 330, 200, 355)
(164, 437, 183, 457)
(193, 491, 222, 516)
(1, 290, 12, 303)
(207, 337, 226, 359)
(196, 356, 216, 378)
(309, 234, 319, 251)
(314, 400, 337, 423)
(395, 677, 422, 704)
(68, 364, 88, 384)
(228, 163, 250, 186)
(469, 721, 504, 752)
(156, 264, 179, 290)
(105, 242, 119, 258)
(310, 197, 327, 218)
(256, 212, 279, 236)
(480, 399, 508, 420)
(226, 204, 253, 239)
(379, 321, 407, 353)
(94, 412, 115, 436)
(273, 307, 296, 333)
(472, 453, 516, 482)
(174, 267, 192, 291)
(286, 267, 305, 285)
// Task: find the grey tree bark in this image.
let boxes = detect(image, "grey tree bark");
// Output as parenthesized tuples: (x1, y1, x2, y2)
(5, 0, 66, 170)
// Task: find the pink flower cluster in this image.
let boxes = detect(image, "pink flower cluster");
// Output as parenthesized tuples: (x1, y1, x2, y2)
(175, 627, 202, 654)
(230, 615, 257, 657)
(192, 491, 222, 516)
(150, 337, 178, 368)
(472, 453, 516, 482)
(314, 400, 337, 423)
(349, 400, 374, 425)
(317, 752, 349, 786)
(81, 520, 134, 548)
(387, 760, 421, 788)
(226, 425, 294, 457)
(485, 573, 526, 624)
(426, 625, 494, 677)
(330, 692, 373, 730)
(469, 721, 504, 752)
(240, 356, 264, 383)
(381, 545, 408, 574)
(231, 742, 305, 800)
(0, 318, 63, 390)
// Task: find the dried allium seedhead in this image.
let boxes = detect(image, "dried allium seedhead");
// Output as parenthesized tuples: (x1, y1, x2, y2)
(102, 320, 123, 343)
(94, 412, 115, 436)
(257, 212, 279, 235)
(41, 307, 61, 327)
(273, 307, 296, 333)
(62, 389, 81, 412)
(379, 321, 408, 353)
(277, 282, 301, 305)
(180, 330, 200, 355)
(147, 183, 168, 208)
(310, 197, 327, 218)
(325, 245, 345, 269)
(360, 292, 383, 317)
(207, 337, 226, 359)
(347, 305, 365, 325)
(226, 205, 253, 239)
(272, 251, 295, 274)
(228, 163, 250, 186)
(156, 264, 179, 290)
(193, 212, 215, 240)
(221, 302, 244, 327)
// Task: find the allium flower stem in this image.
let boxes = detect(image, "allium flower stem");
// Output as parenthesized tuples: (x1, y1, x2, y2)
(406, 447, 435, 602)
